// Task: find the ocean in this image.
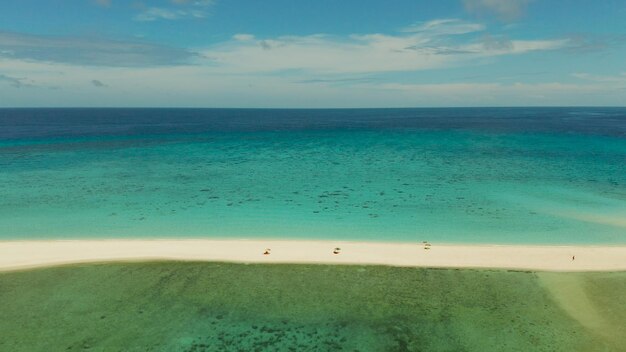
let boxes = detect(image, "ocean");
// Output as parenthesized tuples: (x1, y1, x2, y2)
(1, 107, 625, 244)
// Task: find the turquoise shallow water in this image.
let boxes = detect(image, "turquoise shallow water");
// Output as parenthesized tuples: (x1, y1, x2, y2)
(1, 108, 625, 243)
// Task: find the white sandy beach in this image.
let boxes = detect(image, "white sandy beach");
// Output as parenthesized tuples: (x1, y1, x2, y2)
(1, 239, 625, 273)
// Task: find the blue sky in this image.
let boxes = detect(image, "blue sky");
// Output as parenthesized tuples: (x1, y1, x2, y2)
(1, 0, 625, 107)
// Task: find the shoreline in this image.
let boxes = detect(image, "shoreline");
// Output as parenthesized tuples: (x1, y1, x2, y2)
(1, 239, 625, 273)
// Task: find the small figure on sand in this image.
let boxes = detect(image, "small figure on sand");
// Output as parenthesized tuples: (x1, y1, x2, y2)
(333, 247, 341, 255)
(423, 241, 431, 250)
(263, 248, 271, 255)
(572, 255, 575, 261)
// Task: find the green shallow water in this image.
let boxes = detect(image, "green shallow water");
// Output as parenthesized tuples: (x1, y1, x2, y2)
(1, 262, 624, 351)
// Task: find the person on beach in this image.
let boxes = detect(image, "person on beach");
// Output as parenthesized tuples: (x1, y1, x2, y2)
(333, 247, 341, 254)
(572, 255, 575, 261)
(263, 248, 271, 255)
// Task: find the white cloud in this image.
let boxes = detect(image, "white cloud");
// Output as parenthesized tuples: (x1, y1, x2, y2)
(233, 34, 255, 41)
(353, 81, 618, 106)
(0, 18, 567, 72)
(5, 53, 623, 108)
(134, 0, 215, 21)
(402, 19, 485, 35)
(2, 16, 621, 107)
(135, 8, 205, 21)
(463, 0, 533, 21)
(572, 72, 626, 84)
(0, 31, 195, 66)
(171, 0, 215, 6)
(199, 21, 568, 75)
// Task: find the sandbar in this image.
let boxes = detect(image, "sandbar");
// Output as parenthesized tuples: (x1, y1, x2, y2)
(1, 239, 625, 272)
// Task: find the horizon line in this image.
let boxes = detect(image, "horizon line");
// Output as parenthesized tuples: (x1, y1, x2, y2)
(2, 105, 626, 110)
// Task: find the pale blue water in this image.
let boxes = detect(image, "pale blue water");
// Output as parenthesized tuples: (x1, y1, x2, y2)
(1, 108, 625, 244)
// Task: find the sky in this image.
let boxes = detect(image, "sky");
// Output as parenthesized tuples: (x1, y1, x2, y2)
(0, 0, 625, 107)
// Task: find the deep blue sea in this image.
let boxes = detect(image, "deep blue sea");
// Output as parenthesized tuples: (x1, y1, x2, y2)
(1, 108, 625, 243)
